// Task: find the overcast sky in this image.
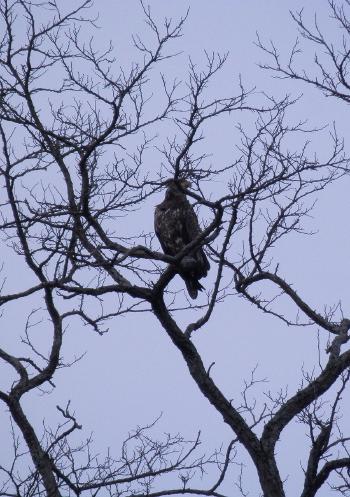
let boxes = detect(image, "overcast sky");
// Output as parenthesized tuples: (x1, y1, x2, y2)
(1, 1, 350, 496)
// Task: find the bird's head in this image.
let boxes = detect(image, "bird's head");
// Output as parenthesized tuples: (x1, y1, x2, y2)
(164, 178, 191, 191)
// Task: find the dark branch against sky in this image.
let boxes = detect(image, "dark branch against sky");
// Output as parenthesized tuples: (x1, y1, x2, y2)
(1, 1, 350, 496)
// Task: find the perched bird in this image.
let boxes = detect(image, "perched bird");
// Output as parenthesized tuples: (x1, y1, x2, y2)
(154, 178, 210, 299)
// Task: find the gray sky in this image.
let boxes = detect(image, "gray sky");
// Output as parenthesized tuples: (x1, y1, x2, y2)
(1, 1, 350, 496)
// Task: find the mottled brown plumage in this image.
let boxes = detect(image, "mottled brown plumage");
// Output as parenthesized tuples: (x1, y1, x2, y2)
(154, 179, 210, 299)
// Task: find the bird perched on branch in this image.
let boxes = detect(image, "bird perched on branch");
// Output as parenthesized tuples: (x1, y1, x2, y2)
(154, 178, 210, 299)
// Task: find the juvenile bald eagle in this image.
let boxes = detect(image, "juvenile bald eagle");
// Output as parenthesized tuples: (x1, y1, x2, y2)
(154, 179, 210, 299)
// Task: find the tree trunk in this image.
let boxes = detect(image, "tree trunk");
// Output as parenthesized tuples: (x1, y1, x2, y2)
(8, 398, 61, 497)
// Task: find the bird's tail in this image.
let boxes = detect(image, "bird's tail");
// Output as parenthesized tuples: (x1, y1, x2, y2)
(184, 277, 204, 300)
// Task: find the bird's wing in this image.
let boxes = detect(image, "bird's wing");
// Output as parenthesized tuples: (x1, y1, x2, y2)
(154, 204, 170, 254)
(183, 200, 210, 276)
(183, 200, 202, 242)
(155, 202, 185, 256)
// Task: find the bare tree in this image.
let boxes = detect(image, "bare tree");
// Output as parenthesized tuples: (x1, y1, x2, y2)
(257, 0, 350, 106)
(1, 1, 350, 497)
